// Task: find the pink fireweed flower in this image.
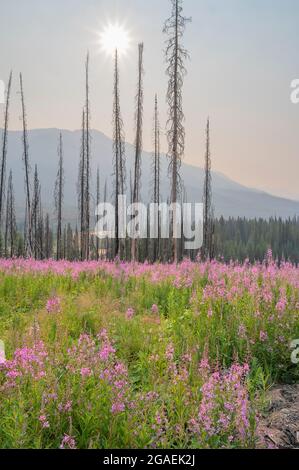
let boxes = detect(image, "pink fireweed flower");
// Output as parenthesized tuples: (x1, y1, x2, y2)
(39, 414, 50, 429)
(80, 367, 92, 377)
(192, 363, 253, 444)
(151, 304, 159, 314)
(3, 340, 48, 386)
(99, 342, 116, 362)
(126, 307, 135, 320)
(111, 401, 125, 414)
(58, 401, 72, 413)
(238, 324, 247, 338)
(60, 434, 76, 449)
(259, 330, 268, 342)
(46, 296, 61, 314)
(165, 343, 174, 362)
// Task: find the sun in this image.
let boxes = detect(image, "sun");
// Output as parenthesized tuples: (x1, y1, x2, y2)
(99, 23, 131, 57)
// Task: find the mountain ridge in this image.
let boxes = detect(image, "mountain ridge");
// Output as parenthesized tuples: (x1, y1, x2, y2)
(2, 127, 299, 222)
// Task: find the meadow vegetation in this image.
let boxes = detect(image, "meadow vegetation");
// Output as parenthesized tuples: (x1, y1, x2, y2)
(0, 253, 298, 448)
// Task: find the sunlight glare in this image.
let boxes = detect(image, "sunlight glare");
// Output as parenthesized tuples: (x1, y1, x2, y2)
(99, 23, 131, 57)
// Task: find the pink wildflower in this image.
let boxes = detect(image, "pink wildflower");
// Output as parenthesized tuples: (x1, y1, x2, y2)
(39, 414, 50, 429)
(46, 296, 61, 314)
(80, 367, 92, 377)
(259, 330, 268, 342)
(126, 307, 135, 320)
(151, 304, 159, 314)
(60, 434, 76, 449)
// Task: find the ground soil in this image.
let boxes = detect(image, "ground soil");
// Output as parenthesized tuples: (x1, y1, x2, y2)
(258, 384, 299, 448)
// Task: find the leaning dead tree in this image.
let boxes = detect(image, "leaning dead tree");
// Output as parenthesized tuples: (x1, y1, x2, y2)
(54, 133, 64, 260)
(164, 0, 191, 263)
(152, 94, 161, 262)
(132, 43, 144, 261)
(202, 118, 214, 260)
(4, 170, 16, 258)
(20, 73, 32, 256)
(0, 71, 12, 233)
(112, 49, 126, 258)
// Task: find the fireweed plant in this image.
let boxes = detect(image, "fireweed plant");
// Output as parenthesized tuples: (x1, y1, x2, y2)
(0, 252, 298, 448)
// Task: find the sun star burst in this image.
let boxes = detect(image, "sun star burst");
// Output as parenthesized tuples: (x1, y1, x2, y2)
(99, 23, 131, 57)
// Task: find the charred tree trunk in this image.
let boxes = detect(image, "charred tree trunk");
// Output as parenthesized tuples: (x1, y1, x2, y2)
(113, 49, 126, 259)
(44, 213, 52, 259)
(202, 118, 214, 260)
(32, 165, 41, 259)
(164, 0, 190, 263)
(0, 71, 12, 234)
(54, 133, 64, 260)
(78, 109, 86, 260)
(4, 171, 16, 258)
(85, 52, 91, 260)
(96, 166, 100, 260)
(152, 94, 161, 262)
(132, 43, 144, 262)
(20, 73, 33, 256)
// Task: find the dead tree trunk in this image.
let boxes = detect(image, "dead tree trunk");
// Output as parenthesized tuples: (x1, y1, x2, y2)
(96, 166, 100, 260)
(85, 52, 91, 260)
(32, 165, 41, 259)
(20, 73, 33, 256)
(78, 109, 86, 260)
(44, 213, 52, 259)
(152, 94, 161, 262)
(132, 43, 144, 262)
(0, 71, 12, 233)
(54, 133, 64, 260)
(202, 118, 214, 260)
(164, 0, 190, 263)
(113, 49, 126, 259)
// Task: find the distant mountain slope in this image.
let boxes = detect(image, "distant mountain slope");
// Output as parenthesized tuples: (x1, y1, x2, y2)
(3, 128, 299, 222)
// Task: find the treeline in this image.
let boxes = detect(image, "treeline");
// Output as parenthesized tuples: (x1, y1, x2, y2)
(214, 217, 299, 263)
(1, 216, 299, 263)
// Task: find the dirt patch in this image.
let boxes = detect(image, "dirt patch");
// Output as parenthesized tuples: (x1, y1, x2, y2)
(257, 384, 299, 448)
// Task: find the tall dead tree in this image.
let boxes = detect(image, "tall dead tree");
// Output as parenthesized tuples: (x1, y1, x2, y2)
(164, 0, 190, 263)
(84, 52, 91, 260)
(66, 223, 74, 260)
(0, 71, 12, 233)
(20, 73, 32, 256)
(37, 197, 44, 259)
(103, 178, 109, 259)
(132, 43, 144, 261)
(202, 118, 214, 260)
(54, 133, 64, 260)
(4, 170, 16, 258)
(32, 164, 41, 259)
(152, 94, 161, 262)
(78, 108, 86, 260)
(74, 226, 79, 260)
(44, 213, 52, 259)
(112, 49, 126, 258)
(96, 166, 100, 260)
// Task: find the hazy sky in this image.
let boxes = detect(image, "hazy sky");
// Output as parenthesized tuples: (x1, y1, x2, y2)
(0, 0, 299, 199)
